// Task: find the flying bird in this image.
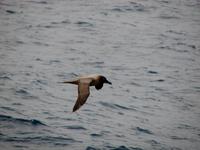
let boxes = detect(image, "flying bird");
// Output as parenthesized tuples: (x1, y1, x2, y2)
(62, 74, 112, 112)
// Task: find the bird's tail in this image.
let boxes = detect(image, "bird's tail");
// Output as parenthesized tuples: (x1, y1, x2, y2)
(59, 80, 78, 85)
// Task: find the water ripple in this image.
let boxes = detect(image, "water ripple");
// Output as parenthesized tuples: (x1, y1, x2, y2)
(6, 10, 16, 14)
(111, 2, 147, 13)
(99, 101, 135, 111)
(1, 135, 76, 146)
(0, 76, 11, 80)
(0, 72, 12, 80)
(90, 133, 102, 137)
(134, 127, 153, 135)
(147, 70, 159, 74)
(0, 114, 46, 126)
(75, 21, 94, 27)
(86, 146, 144, 150)
(64, 125, 87, 130)
(86, 146, 99, 150)
(15, 89, 38, 99)
(28, 1, 48, 5)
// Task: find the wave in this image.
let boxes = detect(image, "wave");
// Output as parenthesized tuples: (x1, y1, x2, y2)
(0, 76, 11, 80)
(75, 21, 94, 27)
(135, 127, 153, 135)
(64, 125, 87, 130)
(86, 145, 144, 150)
(15, 89, 38, 99)
(147, 70, 159, 74)
(1, 135, 76, 146)
(99, 101, 135, 111)
(0, 114, 46, 126)
(0, 72, 12, 80)
(111, 2, 148, 13)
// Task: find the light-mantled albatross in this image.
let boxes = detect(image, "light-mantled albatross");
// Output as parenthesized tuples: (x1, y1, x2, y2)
(62, 74, 112, 112)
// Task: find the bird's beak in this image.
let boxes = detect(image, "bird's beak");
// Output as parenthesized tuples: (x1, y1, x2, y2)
(106, 80, 112, 85)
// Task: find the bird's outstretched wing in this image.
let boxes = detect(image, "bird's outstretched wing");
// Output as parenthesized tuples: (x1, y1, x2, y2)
(72, 78, 92, 112)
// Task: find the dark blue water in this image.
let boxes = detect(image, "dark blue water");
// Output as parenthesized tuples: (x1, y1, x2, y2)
(0, 0, 200, 149)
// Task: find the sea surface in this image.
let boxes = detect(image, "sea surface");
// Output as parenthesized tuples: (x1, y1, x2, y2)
(0, 0, 200, 150)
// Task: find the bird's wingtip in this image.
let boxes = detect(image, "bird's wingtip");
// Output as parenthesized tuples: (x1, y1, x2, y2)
(72, 106, 79, 112)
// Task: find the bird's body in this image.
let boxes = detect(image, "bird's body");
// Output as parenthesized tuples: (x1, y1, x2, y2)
(62, 74, 111, 112)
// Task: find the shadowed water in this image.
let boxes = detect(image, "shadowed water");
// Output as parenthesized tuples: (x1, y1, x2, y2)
(0, 0, 200, 149)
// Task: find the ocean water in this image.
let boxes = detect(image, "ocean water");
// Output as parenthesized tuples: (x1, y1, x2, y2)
(0, 0, 200, 149)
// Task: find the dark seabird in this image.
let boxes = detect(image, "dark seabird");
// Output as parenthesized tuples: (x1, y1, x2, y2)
(62, 74, 112, 112)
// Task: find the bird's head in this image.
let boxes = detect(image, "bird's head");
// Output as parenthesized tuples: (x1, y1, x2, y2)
(95, 75, 112, 90)
(100, 76, 112, 85)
